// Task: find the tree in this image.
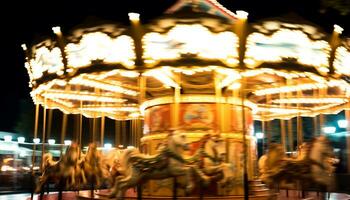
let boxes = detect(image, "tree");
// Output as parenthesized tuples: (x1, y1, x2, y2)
(321, 0, 350, 15)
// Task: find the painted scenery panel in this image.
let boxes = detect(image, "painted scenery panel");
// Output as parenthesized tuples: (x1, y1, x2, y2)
(179, 103, 217, 130)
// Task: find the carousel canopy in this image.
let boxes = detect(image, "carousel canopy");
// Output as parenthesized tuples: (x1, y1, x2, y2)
(23, 0, 350, 121)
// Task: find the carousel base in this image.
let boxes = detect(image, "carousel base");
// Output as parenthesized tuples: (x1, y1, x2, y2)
(77, 180, 277, 200)
(77, 189, 278, 200)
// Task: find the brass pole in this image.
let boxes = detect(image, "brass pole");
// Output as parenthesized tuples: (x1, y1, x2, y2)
(345, 109, 350, 173)
(60, 114, 68, 156)
(313, 89, 318, 137)
(319, 88, 326, 134)
(115, 121, 120, 146)
(214, 72, 224, 132)
(121, 121, 126, 146)
(92, 118, 96, 143)
(266, 94, 271, 146)
(172, 74, 181, 129)
(79, 101, 83, 147)
(235, 11, 249, 200)
(47, 109, 53, 141)
(280, 92, 287, 152)
(101, 116, 105, 147)
(41, 99, 47, 171)
(296, 90, 303, 146)
(32, 104, 40, 173)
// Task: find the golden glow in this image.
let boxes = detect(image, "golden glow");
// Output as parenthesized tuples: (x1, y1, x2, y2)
(128, 13, 140, 21)
(272, 97, 348, 104)
(216, 68, 241, 88)
(92, 69, 139, 80)
(80, 106, 139, 113)
(29, 47, 64, 79)
(49, 98, 74, 108)
(140, 95, 256, 115)
(334, 24, 344, 34)
(254, 82, 327, 96)
(246, 29, 331, 71)
(228, 82, 241, 90)
(334, 47, 350, 75)
(141, 132, 255, 142)
(65, 33, 135, 68)
(69, 77, 138, 96)
(128, 112, 141, 118)
(258, 107, 301, 115)
(143, 68, 180, 88)
(142, 24, 238, 65)
(42, 90, 127, 103)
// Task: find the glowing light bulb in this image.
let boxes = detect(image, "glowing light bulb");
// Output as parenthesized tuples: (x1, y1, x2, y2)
(128, 13, 140, 21)
(236, 10, 248, 19)
(52, 26, 61, 34)
(334, 24, 343, 34)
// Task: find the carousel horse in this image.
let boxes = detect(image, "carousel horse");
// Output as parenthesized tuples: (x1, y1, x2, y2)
(80, 143, 107, 188)
(258, 135, 338, 191)
(35, 142, 83, 193)
(101, 146, 124, 187)
(109, 131, 207, 199)
(186, 133, 235, 186)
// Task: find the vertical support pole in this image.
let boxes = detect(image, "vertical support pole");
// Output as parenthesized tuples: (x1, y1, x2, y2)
(128, 13, 144, 67)
(115, 121, 120, 146)
(60, 114, 68, 156)
(235, 10, 249, 200)
(345, 109, 350, 173)
(313, 89, 318, 137)
(287, 119, 293, 152)
(266, 94, 271, 146)
(100, 116, 105, 147)
(31, 103, 40, 199)
(214, 72, 224, 132)
(173, 177, 177, 200)
(79, 101, 83, 147)
(296, 90, 303, 147)
(41, 99, 47, 171)
(172, 74, 181, 129)
(47, 110, 53, 142)
(280, 92, 287, 152)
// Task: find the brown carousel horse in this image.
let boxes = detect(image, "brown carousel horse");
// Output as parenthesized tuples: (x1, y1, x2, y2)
(258, 135, 338, 191)
(80, 143, 107, 188)
(35, 142, 84, 193)
(109, 131, 209, 199)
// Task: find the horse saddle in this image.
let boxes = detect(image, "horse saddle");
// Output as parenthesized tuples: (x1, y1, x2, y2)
(130, 153, 169, 172)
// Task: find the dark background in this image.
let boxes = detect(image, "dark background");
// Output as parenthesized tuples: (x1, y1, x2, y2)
(0, 0, 349, 136)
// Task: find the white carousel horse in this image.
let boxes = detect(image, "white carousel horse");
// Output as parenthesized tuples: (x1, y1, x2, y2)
(109, 131, 205, 199)
(35, 142, 84, 192)
(258, 135, 338, 190)
(101, 146, 124, 187)
(186, 133, 235, 186)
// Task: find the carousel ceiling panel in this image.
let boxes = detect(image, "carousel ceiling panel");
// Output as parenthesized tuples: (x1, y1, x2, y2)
(245, 29, 331, 73)
(142, 24, 238, 67)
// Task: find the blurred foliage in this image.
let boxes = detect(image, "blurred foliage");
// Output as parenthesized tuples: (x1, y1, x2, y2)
(321, 0, 350, 15)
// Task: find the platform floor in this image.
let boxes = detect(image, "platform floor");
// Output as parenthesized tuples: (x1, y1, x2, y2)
(0, 190, 347, 200)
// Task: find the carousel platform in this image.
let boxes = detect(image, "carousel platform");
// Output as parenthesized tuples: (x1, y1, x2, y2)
(23, 190, 350, 200)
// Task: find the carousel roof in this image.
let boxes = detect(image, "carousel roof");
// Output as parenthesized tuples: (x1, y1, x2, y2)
(23, 0, 350, 121)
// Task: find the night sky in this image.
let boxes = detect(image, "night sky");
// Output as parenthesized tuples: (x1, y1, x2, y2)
(0, 0, 349, 133)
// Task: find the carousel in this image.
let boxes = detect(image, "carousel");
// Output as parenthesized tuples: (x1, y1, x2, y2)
(21, 0, 349, 199)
